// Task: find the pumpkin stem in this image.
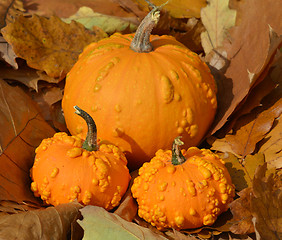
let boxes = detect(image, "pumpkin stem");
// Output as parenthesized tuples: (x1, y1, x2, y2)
(171, 136, 186, 165)
(130, 2, 162, 53)
(74, 106, 98, 151)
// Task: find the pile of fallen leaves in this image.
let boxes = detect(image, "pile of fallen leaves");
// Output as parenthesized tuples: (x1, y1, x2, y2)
(0, 0, 281, 239)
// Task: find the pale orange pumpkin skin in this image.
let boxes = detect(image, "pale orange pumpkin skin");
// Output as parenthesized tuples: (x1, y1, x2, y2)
(62, 33, 217, 170)
(30, 132, 131, 210)
(131, 147, 235, 230)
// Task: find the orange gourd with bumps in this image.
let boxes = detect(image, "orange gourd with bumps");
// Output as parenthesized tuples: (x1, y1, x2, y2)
(30, 106, 131, 210)
(131, 137, 235, 230)
(62, 5, 217, 170)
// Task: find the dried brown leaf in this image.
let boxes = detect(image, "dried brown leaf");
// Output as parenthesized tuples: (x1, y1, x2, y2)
(0, 63, 60, 91)
(251, 163, 282, 239)
(0, 0, 25, 28)
(210, 0, 282, 134)
(225, 98, 282, 158)
(0, 201, 82, 240)
(1, 14, 105, 79)
(229, 186, 255, 235)
(24, 0, 136, 18)
(259, 119, 282, 169)
(0, 36, 18, 68)
(0, 78, 55, 203)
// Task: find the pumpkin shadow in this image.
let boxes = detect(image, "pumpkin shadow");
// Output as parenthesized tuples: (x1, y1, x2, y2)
(207, 56, 234, 136)
(117, 130, 149, 171)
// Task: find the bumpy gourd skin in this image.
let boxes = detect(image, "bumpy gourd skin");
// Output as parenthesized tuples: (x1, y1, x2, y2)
(30, 132, 131, 210)
(62, 33, 217, 170)
(131, 147, 235, 230)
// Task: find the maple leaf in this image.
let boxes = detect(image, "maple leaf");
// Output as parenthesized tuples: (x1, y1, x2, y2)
(200, 0, 236, 55)
(0, 78, 55, 203)
(1, 14, 106, 79)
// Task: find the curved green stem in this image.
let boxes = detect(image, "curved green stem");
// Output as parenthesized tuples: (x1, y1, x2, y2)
(74, 105, 98, 151)
(171, 137, 186, 165)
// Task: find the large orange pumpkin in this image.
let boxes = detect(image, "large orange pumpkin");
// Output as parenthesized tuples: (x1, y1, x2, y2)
(62, 6, 217, 170)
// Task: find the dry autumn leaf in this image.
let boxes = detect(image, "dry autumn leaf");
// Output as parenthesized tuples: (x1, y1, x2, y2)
(200, 0, 236, 55)
(225, 98, 282, 158)
(1, 14, 106, 79)
(0, 36, 18, 68)
(78, 205, 168, 240)
(133, 0, 206, 18)
(24, 0, 137, 18)
(210, 0, 282, 134)
(259, 118, 282, 169)
(251, 163, 282, 239)
(62, 6, 137, 34)
(0, 201, 82, 240)
(0, 78, 55, 203)
(229, 187, 254, 235)
(0, 0, 25, 28)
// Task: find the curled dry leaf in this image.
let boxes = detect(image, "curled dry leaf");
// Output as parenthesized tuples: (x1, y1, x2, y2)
(0, 36, 18, 68)
(0, 201, 82, 240)
(210, 0, 282, 134)
(78, 206, 168, 240)
(0, 0, 25, 28)
(1, 14, 106, 79)
(0, 78, 55, 203)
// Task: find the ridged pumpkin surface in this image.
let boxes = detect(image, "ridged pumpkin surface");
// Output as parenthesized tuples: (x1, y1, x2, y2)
(62, 33, 217, 170)
(131, 147, 235, 230)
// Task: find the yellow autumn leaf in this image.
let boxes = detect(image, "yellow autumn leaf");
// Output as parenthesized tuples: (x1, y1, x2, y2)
(201, 0, 236, 55)
(1, 14, 106, 79)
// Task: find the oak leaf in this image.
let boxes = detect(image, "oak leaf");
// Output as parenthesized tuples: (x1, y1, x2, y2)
(225, 98, 282, 158)
(1, 14, 106, 79)
(200, 0, 236, 55)
(259, 118, 282, 169)
(0, 201, 82, 240)
(0, 78, 55, 203)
